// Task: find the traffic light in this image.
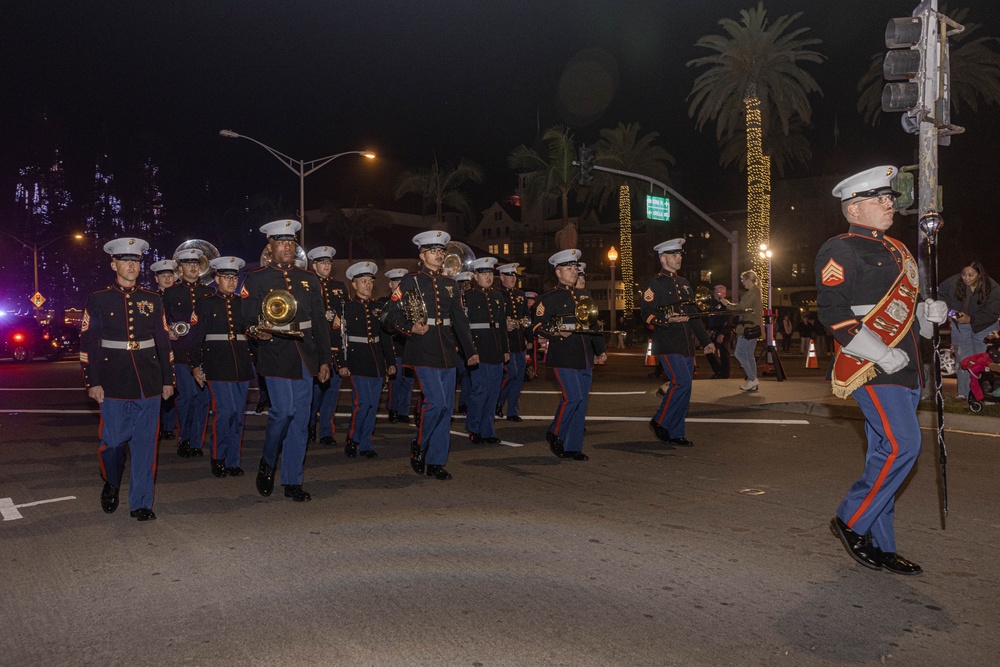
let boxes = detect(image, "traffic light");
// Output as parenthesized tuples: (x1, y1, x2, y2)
(578, 145, 595, 186)
(882, 13, 934, 133)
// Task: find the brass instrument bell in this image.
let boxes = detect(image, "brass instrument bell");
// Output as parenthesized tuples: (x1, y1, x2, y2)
(173, 239, 220, 285)
(168, 321, 190, 337)
(260, 289, 304, 339)
(441, 241, 475, 277)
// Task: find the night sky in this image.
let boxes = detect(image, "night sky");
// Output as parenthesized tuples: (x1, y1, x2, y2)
(2, 1, 998, 260)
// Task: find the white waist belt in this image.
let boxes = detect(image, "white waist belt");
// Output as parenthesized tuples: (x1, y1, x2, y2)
(102, 339, 155, 350)
(558, 323, 577, 331)
(348, 335, 380, 343)
(205, 334, 246, 341)
(425, 318, 451, 326)
(469, 323, 499, 329)
(272, 321, 312, 331)
(851, 304, 875, 317)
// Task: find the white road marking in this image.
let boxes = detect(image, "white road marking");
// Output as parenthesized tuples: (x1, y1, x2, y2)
(448, 430, 523, 447)
(1, 495, 77, 521)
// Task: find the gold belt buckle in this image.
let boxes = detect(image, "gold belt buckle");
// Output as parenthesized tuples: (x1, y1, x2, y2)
(229, 333, 236, 341)
(127, 341, 139, 351)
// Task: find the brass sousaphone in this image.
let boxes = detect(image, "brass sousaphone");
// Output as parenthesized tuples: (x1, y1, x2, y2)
(441, 240, 475, 277)
(173, 239, 220, 285)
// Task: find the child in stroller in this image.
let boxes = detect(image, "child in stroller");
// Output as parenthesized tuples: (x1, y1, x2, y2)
(959, 332, 1000, 413)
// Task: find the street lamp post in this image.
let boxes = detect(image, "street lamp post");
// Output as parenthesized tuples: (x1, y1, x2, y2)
(757, 243, 785, 381)
(607, 246, 618, 330)
(0, 232, 84, 311)
(219, 130, 375, 247)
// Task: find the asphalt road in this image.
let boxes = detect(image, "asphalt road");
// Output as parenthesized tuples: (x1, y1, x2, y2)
(1, 356, 998, 666)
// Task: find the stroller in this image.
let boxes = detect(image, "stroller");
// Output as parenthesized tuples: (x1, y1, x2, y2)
(959, 335, 1000, 413)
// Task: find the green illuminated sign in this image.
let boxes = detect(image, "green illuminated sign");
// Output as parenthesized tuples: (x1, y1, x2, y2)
(646, 195, 670, 221)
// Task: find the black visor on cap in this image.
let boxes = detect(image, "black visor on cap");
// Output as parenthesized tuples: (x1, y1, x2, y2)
(420, 243, 446, 251)
(850, 187, 901, 199)
(557, 261, 579, 267)
(269, 234, 297, 241)
(177, 258, 201, 264)
(155, 269, 175, 275)
(216, 269, 239, 276)
(352, 272, 375, 279)
(113, 254, 142, 261)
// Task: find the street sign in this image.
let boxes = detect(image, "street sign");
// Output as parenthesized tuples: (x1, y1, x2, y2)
(646, 195, 670, 221)
(30, 292, 46, 308)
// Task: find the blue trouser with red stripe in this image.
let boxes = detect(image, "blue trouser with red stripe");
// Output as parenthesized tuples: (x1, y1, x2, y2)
(99, 396, 160, 511)
(347, 375, 381, 452)
(309, 373, 342, 439)
(838, 385, 921, 553)
(414, 367, 456, 465)
(652, 354, 693, 439)
(498, 352, 526, 417)
(175, 363, 210, 449)
(387, 356, 415, 415)
(466, 362, 503, 437)
(456, 360, 472, 409)
(261, 364, 313, 486)
(549, 367, 592, 453)
(160, 393, 177, 433)
(207, 380, 249, 467)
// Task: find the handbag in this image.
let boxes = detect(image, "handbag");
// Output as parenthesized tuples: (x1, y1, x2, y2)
(742, 325, 762, 340)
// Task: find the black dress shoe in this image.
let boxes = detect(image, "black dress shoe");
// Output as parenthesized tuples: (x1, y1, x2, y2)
(548, 434, 565, 459)
(483, 437, 502, 445)
(495, 404, 504, 418)
(283, 484, 312, 502)
(410, 439, 426, 475)
(506, 415, 523, 422)
(710, 373, 723, 379)
(320, 435, 336, 446)
(256, 457, 275, 497)
(210, 458, 227, 478)
(469, 432, 484, 444)
(307, 425, 317, 442)
(457, 405, 468, 415)
(177, 440, 192, 458)
(255, 400, 270, 414)
(100, 482, 119, 514)
(225, 466, 245, 477)
(830, 517, 882, 570)
(360, 450, 378, 459)
(387, 410, 399, 423)
(189, 447, 204, 457)
(344, 440, 358, 457)
(880, 551, 922, 575)
(426, 464, 453, 480)
(129, 508, 156, 521)
(158, 430, 176, 440)
(412, 408, 421, 428)
(669, 437, 694, 447)
(565, 451, 589, 461)
(396, 413, 410, 424)
(648, 420, 672, 444)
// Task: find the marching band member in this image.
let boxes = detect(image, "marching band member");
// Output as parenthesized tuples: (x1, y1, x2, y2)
(162, 247, 215, 458)
(532, 249, 606, 460)
(338, 261, 396, 458)
(242, 220, 332, 502)
(464, 257, 509, 444)
(496, 263, 528, 422)
(385, 231, 478, 481)
(819, 166, 948, 574)
(454, 270, 474, 415)
(189, 256, 253, 478)
(81, 237, 174, 521)
(307, 246, 348, 446)
(382, 268, 414, 423)
(640, 239, 715, 447)
(150, 258, 179, 440)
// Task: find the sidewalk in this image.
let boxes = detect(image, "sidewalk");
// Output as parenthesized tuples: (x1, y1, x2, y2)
(687, 356, 1000, 436)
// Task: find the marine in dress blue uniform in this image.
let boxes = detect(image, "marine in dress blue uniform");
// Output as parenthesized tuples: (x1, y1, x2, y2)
(464, 257, 509, 443)
(532, 250, 607, 460)
(189, 257, 254, 479)
(151, 258, 179, 440)
(162, 248, 216, 458)
(818, 165, 948, 575)
(81, 237, 175, 521)
(242, 220, 333, 502)
(382, 268, 414, 423)
(640, 238, 715, 447)
(384, 231, 479, 481)
(338, 262, 396, 458)
(496, 262, 528, 422)
(454, 271, 474, 414)
(306, 245, 348, 446)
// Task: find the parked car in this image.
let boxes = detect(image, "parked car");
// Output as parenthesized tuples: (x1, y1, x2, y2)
(0, 315, 70, 362)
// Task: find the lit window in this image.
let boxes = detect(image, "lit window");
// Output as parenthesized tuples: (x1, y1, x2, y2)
(523, 242, 533, 253)
(503, 243, 509, 255)
(488, 244, 499, 254)
(700, 270, 712, 283)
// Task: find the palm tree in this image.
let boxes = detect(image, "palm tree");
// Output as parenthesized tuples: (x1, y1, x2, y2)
(394, 158, 484, 228)
(587, 122, 675, 311)
(507, 125, 579, 249)
(688, 2, 823, 305)
(716, 112, 812, 177)
(858, 7, 1000, 125)
(322, 203, 392, 262)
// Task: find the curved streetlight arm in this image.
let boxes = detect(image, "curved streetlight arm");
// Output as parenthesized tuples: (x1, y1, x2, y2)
(219, 130, 302, 178)
(0, 230, 81, 251)
(302, 151, 372, 177)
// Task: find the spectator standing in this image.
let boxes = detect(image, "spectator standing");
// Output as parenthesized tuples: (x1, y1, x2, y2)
(938, 261, 1000, 399)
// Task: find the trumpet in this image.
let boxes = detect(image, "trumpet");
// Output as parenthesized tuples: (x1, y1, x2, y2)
(260, 289, 304, 339)
(510, 316, 532, 329)
(542, 297, 603, 335)
(168, 321, 190, 337)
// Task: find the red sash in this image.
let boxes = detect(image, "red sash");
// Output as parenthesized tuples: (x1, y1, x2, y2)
(831, 236, 919, 398)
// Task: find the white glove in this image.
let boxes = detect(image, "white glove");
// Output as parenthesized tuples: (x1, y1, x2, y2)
(842, 325, 910, 374)
(923, 299, 948, 324)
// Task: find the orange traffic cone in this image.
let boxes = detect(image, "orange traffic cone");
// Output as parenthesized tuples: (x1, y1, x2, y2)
(805, 338, 819, 369)
(645, 338, 656, 366)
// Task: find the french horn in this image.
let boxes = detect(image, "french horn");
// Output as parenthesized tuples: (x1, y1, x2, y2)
(542, 297, 602, 335)
(442, 240, 475, 277)
(260, 289, 304, 339)
(173, 239, 220, 285)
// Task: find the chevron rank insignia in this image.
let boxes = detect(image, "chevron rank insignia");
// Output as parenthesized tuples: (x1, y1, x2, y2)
(821, 258, 845, 286)
(643, 288, 654, 302)
(535, 303, 545, 317)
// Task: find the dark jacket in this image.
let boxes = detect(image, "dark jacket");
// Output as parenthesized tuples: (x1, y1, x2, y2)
(938, 273, 1000, 335)
(532, 284, 606, 369)
(498, 285, 529, 353)
(188, 293, 254, 382)
(640, 270, 711, 356)
(162, 279, 216, 365)
(385, 268, 476, 368)
(337, 297, 394, 377)
(465, 285, 509, 364)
